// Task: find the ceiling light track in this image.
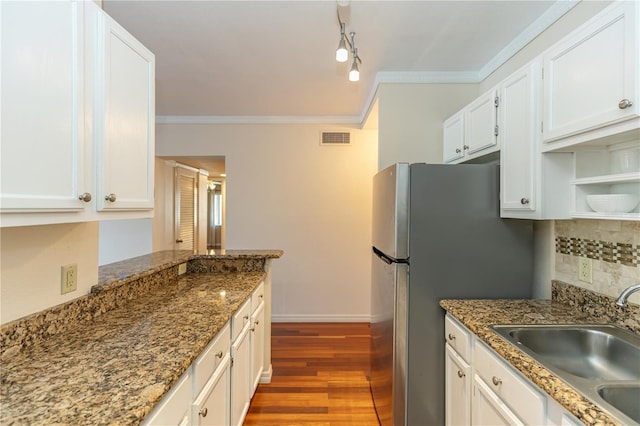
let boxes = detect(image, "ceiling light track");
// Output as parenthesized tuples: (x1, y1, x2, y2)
(335, 5, 361, 82)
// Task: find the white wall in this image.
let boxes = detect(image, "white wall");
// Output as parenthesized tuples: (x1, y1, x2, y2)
(377, 83, 478, 170)
(98, 219, 153, 265)
(0, 222, 99, 324)
(156, 123, 377, 321)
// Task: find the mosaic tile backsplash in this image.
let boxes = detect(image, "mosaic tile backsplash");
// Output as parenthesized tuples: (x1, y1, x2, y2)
(555, 219, 640, 304)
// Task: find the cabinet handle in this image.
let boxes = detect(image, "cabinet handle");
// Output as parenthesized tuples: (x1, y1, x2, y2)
(492, 376, 502, 386)
(457, 370, 465, 378)
(176, 239, 183, 243)
(259, 294, 264, 300)
(244, 314, 250, 321)
(78, 193, 92, 202)
(447, 333, 456, 341)
(463, 145, 469, 150)
(104, 193, 117, 202)
(199, 407, 208, 417)
(255, 320, 260, 325)
(520, 198, 529, 205)
(618, 99, 633, 109)
(215, 350, 223, 358)
(455, 148, 461, 154)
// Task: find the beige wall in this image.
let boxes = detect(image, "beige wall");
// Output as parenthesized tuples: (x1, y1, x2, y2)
(377, 83, 478, 170)
(156, 123, 377, 321)
(0, 222, 99, 324)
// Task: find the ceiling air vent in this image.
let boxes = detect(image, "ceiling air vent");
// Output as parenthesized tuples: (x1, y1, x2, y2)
(320, 131, 351, 146)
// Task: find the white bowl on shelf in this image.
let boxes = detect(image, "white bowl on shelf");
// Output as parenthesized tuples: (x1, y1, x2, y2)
(585, 194, 640, 213)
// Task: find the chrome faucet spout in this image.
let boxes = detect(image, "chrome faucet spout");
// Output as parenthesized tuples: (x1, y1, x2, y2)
(615, 284, 640, 307)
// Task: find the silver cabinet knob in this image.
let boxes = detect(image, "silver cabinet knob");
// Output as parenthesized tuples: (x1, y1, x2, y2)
(618, 99, 633, 109)
(520, 198, 529, 205)
(244, 314, 250, 320)
(457, 370, 465, 378)
(492, 376, 502, 386)
(255, 320, 260, 325)
(199, 407, 208, 417)
(78, 193, 92, 202)
(463, 145, 469, 150)
(104, 193, 116, 202)
(447, 333, 456, 341)
(455, 148, 461, 154)
(215, 350, 223, 358)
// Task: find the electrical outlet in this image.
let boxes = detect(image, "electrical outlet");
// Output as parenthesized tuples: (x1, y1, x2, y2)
(178, 263, 187, 275)
(61, 264, 78, 294)
(578, 257, 592, 283)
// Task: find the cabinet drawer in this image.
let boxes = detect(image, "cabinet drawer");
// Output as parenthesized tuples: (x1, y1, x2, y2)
(444, 314, 471, 362)
(193, 322, 231, 396)
(474, 340, 545, 425)
(143, 370, 192, 426)
(251, 281, 265, 313)
(231, 299, 251, 342)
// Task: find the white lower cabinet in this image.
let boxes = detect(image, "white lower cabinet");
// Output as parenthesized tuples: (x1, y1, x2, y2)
(444, 314, 580, 426)
(445, 345, 471, 425)
(144, 371, 193, 426)
(192, 353, 231, 426)
(142, 281, 268, 426)
(231, 322, 251, 426)
(472, 374, 523, 426)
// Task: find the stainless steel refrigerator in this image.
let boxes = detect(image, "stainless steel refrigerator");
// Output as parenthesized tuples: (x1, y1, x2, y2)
(370, 163, 533, 426)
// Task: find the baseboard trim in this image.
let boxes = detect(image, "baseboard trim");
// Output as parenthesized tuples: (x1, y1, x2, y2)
(271, 314, 371, 323)
(259, 364, 272, 384)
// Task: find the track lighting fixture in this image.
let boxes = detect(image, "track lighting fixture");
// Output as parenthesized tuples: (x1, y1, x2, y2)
(335, 5, 361, 82)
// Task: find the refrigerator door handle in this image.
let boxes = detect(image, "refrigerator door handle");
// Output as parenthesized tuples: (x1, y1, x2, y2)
(373, 246, 408, 265)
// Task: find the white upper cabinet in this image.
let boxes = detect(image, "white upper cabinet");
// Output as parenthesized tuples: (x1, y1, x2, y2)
(1, 1, 88, 214)
(443, 111, 465, 164)
(0, 1, 155, 227)
(93, 9, 155, 211)
(542, 0, 639, 148)
(466, 90, 499, 156)
(443, 89, 499, 164)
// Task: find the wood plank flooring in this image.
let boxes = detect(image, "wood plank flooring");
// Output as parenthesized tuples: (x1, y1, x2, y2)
(244, 323, 379, 426)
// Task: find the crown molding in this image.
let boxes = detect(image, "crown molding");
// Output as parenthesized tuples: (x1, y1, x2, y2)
(477, 0, 579, 81)
(156, 115, 362, 125)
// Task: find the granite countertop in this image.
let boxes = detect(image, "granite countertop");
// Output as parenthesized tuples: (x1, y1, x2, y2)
(440, 299, 627, 426)
(0, 271, 265, 425)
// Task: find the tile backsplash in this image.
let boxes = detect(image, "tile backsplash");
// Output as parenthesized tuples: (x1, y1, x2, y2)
(554, 219, 640, 305)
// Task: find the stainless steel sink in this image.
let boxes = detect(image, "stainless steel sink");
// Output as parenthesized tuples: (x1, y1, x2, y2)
(598, 384, 640, 423)
(491, 324, 640, 425)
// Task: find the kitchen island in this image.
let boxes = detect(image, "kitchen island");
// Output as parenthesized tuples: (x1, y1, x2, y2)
(441, 281, 640, 426)
(0, 249, 282, 425)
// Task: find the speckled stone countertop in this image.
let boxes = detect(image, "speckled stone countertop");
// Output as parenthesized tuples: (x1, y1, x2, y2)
(439, 298, 636, 426)
(0, 249, 284, 425)
(1, 271, 265, 425)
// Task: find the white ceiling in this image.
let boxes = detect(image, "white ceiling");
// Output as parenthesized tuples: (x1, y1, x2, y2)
(103, 0, 575, 123)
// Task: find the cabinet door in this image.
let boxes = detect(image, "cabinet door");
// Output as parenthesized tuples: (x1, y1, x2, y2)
(143, 371, 192, 426)
(443, 111, 465, 163)
(94, 11, 155, 211)
(193, 354, 231, 426)
(0, 1, 87, 213)
(500, 61, 540, 213)
(250, 301, 265, 395)
(465, 90, 498, 155)
(472, 375, 523, 426)
(445, 345, 471, 426)
(543, 1, 639, 142)
(231, 324, 251, 426)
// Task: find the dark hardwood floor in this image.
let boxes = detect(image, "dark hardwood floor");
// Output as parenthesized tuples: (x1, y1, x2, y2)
(244, 322, 379, 425)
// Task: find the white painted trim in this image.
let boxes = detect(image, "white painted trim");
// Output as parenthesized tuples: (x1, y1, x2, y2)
(477, 1, 579, 81)
(259, 364, 272, 384)
(271, 314, 370, 323)
(156, 115, 361, 125)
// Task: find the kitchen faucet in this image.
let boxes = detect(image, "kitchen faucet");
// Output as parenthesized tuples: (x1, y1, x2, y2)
(615, 284, 640, 307)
